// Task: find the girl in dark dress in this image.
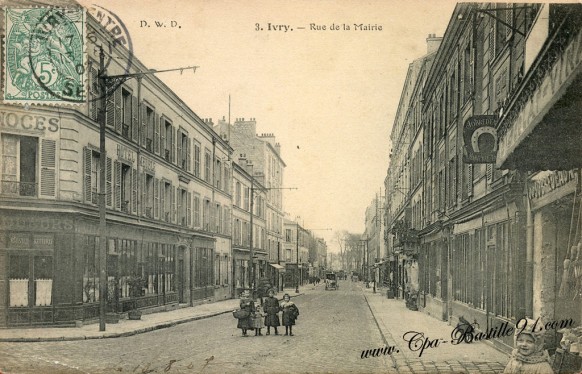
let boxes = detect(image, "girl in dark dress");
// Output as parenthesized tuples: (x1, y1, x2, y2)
(280, 293, 299, 336)
(237, 290, 255, 337)
(263, 289, 280, 335)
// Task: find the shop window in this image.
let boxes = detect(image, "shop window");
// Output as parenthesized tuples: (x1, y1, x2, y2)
(9, 253, 53, 307)
(2, 134, 38, 197)
(83, 236, 100, 303)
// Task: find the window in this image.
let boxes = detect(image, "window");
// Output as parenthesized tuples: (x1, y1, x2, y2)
(215, 203, 221, 233)
(145, 106, 154, 152)
(83, 236, 100, 303)
(463, 44, 472, 102)
(2, 134, 38, 197)
(193, 142, 201, 177)
(203, 198, 210, 230)
(286, 229, 292, 242)
(121, 89, 132, 139)
(235, 182, 241, 207)
(163, 119, 173, 162)
(215, 159, 221, 189)
(177, 130, 190, 171)
(193, 195, 201, 228)
(9, 250, 53, 307)
(163, 182, 172, 222)
(204, 151, 211, 183)
(120, 164, 131, 213)
(144, 174, 154, 218)
(244, 187, 250, 211)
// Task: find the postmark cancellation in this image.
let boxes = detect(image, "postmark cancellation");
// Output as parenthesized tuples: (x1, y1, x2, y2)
(3, 7, 87, 105)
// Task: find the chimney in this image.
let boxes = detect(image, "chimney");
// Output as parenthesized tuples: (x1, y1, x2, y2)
(275, 142, 281, 155)
(426, 33, 442, 55)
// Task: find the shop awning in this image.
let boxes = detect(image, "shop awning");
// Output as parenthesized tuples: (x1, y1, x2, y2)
(270, 263, 286, 272)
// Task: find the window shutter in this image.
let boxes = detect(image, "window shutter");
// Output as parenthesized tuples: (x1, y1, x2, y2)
(187, 192, 192, 227)
(154, 178, 159, 219)
(141, 104, 147, 147)
(467, 164, 473, 196)
(177, 189, 183, 225)
(131, 96, 138, 142)
(171, 185, 176, 223)
(84, 147, 92, 202)
(186, 138, 191, 172)
(90, 67, 99, 121)
(106, 157, 112, 207)
(140, 172, 146, 216)
(106, 95, 115, 128)
(177, 130, 183, 168)
(114, 88, 122, 133)
(114, 161, 121, 210)
(131, 168, 138, 214)
(160, 117, 166, 156)
(172, 127, 176, 164)
(154, 112, 160, 155)
(486, 164, 493, 183)
(160, 181, 165, 221)
(40, 139, 56, 198)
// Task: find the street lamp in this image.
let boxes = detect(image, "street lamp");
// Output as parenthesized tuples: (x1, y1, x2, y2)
(97, 47, 197, 331)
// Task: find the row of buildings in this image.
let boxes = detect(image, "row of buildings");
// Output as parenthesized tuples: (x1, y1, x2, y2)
(380, 2, 582, 353)
(0, 5, 327, 327)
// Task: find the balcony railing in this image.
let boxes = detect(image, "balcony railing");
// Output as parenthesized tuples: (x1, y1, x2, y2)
(145, 206, 153, 218)
(164, 149, 170, 162)
(146, 139, 153, 152)
(121, 201, 130, 213)
(1, 180, 37, 196)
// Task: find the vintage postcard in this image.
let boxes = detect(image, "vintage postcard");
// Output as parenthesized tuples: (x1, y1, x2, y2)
(0, 0, 581, 373)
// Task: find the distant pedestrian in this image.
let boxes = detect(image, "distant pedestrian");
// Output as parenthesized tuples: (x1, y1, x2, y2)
(236, 290, 255, 337)
(280, 293, 299, 336)
(263, 288, 280, 335)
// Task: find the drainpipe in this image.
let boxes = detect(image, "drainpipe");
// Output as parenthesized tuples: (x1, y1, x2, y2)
(525, 189, 534, 318)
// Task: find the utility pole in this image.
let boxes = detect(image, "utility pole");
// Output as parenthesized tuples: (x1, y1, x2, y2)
(97, 46, 198, 331)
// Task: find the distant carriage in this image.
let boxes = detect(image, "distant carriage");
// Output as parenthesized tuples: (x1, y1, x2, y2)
(325, 272, 338, 290)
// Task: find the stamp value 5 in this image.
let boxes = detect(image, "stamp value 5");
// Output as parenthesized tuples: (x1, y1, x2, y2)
(4, 8, 87, 105)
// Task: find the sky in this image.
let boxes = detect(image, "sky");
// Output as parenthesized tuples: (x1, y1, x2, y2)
(79, 0, 457, 253)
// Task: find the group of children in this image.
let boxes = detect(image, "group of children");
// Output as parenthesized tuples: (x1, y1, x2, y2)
(236, 289, 299, 337)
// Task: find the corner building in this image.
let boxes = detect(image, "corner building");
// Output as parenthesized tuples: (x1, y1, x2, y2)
(0, 10, 233, 326)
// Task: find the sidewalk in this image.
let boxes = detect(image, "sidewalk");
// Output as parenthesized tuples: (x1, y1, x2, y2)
(0, 287, 314, 343)
(361, 285, 509, 373)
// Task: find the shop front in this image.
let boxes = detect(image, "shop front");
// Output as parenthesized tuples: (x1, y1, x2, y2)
(1, 209, 205, 327)
(495, 5, 582, 365)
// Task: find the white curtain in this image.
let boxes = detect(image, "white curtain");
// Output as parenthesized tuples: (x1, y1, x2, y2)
(35, 279, 52, 306)
(9, 279, 28, 307)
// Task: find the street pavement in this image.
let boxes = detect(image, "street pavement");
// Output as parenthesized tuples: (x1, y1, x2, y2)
(0, 281, 511, 373)
(361, 283, 509, 373)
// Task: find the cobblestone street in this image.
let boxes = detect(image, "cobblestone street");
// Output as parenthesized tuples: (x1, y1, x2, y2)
(0, 281, 511, 373)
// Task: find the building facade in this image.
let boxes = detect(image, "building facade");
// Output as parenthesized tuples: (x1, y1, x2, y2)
(363, 194, 386, 287)
(225, 120, 287, 290)
(231, 156, 269, 297)
(1, 10, 233, 327)
(385, 3, 582, 353)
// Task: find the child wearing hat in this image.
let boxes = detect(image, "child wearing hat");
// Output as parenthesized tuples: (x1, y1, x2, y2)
(503, 318, 553, 373)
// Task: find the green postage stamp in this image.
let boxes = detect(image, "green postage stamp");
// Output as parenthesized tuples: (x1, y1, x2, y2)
(4, 7, 87, 104)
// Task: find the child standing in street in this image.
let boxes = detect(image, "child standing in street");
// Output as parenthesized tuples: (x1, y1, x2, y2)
(263, 289, 280, 335)
(503, 318, 553, 374)
(252, 304, 265, 336)
(280, 293, 299, 336)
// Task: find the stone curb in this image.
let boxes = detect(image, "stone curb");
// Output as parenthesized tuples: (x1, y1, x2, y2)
(0, 293, 305, 343)
(362, 290, 401, 370)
